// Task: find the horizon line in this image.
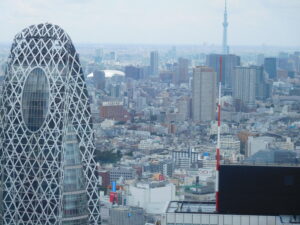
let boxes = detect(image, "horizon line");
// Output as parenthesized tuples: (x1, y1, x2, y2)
(0, 42, 299, 49)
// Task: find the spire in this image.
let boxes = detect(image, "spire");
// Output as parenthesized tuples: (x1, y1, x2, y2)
(222, 0, 229, 54)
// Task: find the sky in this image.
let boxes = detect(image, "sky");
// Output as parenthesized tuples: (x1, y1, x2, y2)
(0, 0, 300, 46)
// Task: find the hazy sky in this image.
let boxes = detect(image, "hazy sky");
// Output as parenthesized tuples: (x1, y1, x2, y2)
(0, 0, 300, 46)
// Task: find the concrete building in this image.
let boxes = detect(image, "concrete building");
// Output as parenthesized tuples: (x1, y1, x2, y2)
(127, 181, 176, 214)
(245, 149, 298, 164)
(95, 48, 104, 63)
(256, 54, 265, 66)
(163, 201, 300, 225)
(221, 135, 241, 161)
(177, 96, 191, 121)
(210, 122, 230, 135)
(109, 167, 136, 182)
(254, 66, 272, 101)
(274, 137, 294, 150)
(143, 160, 174, 177)
(247, 136, 275, 157)
(172, 149, 200, 169)
(108, 83, 122, 98)
(264, 57, 277, 80)
(192, 66, 216, 122)
(233, 66, 257, 109)
(138, 139, 163, 150)
(100, 101, 131, 122)
(109, 206, 145, 225)
(221, 136, 240, 151)
(202, 160, 217, 169)
(221, 135, 241, 152)
(87, 70, 106, 90)
(109, 51, 116, 61)
(163, 165, 300, 225)
(206, 54, 240, 90)
(150, 51, 159, 77)
(125, 65, 144, 80)
(173, 57, 189, 84)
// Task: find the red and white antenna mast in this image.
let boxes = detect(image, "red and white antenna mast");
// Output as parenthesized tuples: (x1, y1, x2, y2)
(215, 56, 222, 212)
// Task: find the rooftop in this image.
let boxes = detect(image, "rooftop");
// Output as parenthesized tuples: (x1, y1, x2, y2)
(166, 201, 215, 214)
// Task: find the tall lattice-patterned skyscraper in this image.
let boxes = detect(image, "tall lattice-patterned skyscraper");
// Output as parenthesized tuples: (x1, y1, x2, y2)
(0, 23, 100, 225)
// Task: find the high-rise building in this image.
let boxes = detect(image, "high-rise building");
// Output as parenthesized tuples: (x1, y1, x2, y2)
(278, 52, 294, 72)
(0, 23, 100, 224)
(254, 66, 272, 101)
(109, 83, 122, 98)
(90, 70, 106, 90)
(256, 54, 265, 66)
(233, 66, 257, 109)
(125, 65, 144, 80)
(173, 57, 189, 84)
(192, 66, 216, 122)
(150, 51, 159, 76)
(109, 51, 116, 61)
(206, 54, 240, 90)
(168, 46, 177, 61)
(177, 96, 191, 121)
(222, 0, 229, 54)
(264, 57, 277, 80)
(291, 51, 300, 73)
(95, 48, 104, 63)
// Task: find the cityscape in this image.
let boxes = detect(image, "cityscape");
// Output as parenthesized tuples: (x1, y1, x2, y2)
(0, 0, 299, 225)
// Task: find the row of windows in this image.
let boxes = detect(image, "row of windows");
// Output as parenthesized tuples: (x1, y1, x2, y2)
(63, 168, 86, 192)
(63, 193, 87, 217)
(22, 67, 49, 132)
(64, 143, 82, 166)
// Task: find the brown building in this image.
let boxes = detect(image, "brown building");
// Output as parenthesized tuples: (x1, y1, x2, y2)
(100, 101, 131, 122)
(99, 170, 110, 188)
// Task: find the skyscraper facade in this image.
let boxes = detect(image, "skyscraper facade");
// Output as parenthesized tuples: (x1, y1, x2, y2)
(264, 57, 277, 80)
(95, 48, 104, 63)
(256, 54, 265, 66)
(91, 70, 106, 90)
(0, 23, 100, 224)
(173, 57, 189, 84)
(192, 66, 216, 122)
(206, 54, 240, 90)
(254, 66, 272, 101)
(125, 65, 144, 80)
(150, 51, 159, 76)
(233, 66, 256, 109)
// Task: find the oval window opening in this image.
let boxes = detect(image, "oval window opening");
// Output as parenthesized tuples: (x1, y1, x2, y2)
(22, 68, 49, 132)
